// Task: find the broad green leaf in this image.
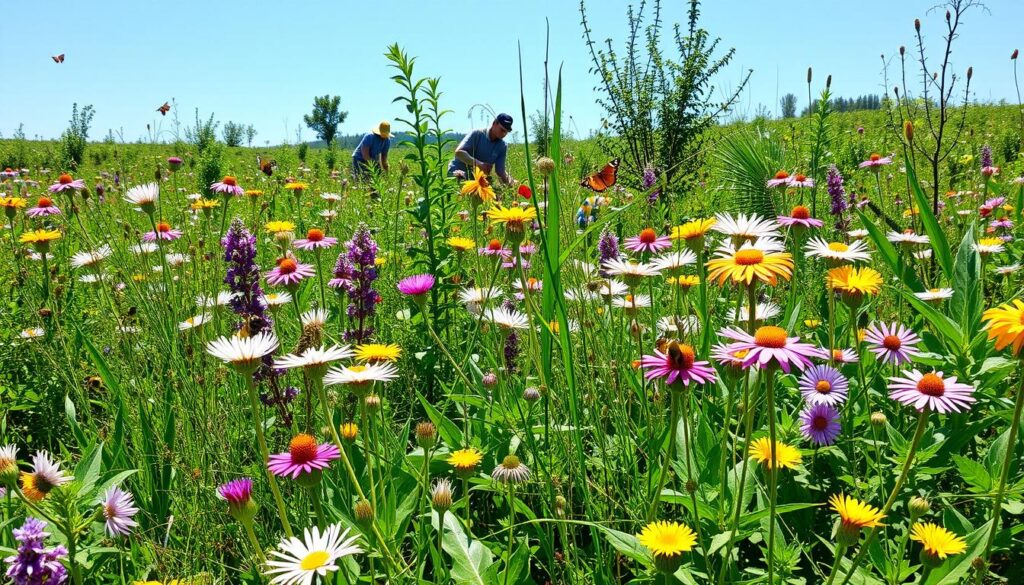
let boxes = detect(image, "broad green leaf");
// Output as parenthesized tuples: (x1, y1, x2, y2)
(433, 511, 495, 585)
(856, 210, 923, 291)
(951, 454, 992, 493)
(951, 224, 982, 335)
(905, 153, 954, 279)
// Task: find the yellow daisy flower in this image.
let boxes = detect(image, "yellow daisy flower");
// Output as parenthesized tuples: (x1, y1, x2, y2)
(910, 522, 967, 562)
(826, 265, 882, 306)
(265, 220, 296, 234)
(666, 275, 700, 290)
(447, 236, 476, 252)
(670, 218, 716, 242)
(830, 492, 884, 545)
(354, 343, 402, 363)
(706, 242, 793, 286)
(488, 205, 537, 235)
(190, 198, 220, 211)
(982, 299, 1024, 355)
(748, 437, 801, 470)
(448, 448, 483, 477)
(460, 168, 495, 205)
(339, 422, 359, 442)
(284, 182, 309, 192)
(637, 520, 697, 573)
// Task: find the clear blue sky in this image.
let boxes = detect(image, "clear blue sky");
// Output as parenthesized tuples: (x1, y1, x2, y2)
(1, 0, 1021, 144)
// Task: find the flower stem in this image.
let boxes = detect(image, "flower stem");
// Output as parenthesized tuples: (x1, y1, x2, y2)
(766, 371, 779, 585)
(242, 519, 268, 564)
(244, 378, 293, 538)
(823, 543, 847, 585)
(646, 388, 680, 522)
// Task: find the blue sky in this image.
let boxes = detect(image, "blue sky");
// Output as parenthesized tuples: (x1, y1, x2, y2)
(1, 0, 1021, 144)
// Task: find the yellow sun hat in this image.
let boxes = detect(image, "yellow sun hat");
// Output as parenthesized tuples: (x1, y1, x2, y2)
(373, 121, 391, 139)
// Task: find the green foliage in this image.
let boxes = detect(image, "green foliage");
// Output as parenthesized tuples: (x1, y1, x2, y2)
(184, 108, 219, 154)
(303, 95, 348, 146)
(221, 121, 245, 147)
(195, 142, 223, 196)
(59, 103, 95, 169)
(779, 93, 798, 119)
(714, 128, 784, 215)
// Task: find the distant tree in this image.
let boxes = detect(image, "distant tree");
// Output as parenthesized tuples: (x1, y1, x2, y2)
(780, 93, 798, 118)
(303, 95, 348, 147)
(60, 103, 95, 168)
(185, 109, 219, 154)
(245, 125, 257, 147)
(222, 121, 245, 147)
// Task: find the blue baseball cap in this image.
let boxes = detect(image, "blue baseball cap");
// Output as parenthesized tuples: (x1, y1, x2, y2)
(495, 113, 513, 130)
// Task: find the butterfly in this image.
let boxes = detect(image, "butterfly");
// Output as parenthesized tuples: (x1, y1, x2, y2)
(156, 102, 171, 116)
(51, 53, 65, 64)
(257, 155, 277, 177)
(580, 158, 619, 192)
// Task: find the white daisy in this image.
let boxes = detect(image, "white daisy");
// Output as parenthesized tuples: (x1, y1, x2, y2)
(264, 523, 362, 585)
(323, 362, 400, 387)
(600, 259, 661, 286)
(995, 264, 1021, 275)
(165, 253, 190, 267)
(564, 288, 598, 302)
(70, 245, 113, 269)
(847, 229, 869, 239)
(197, 291, 239, 308)
(649, 249, 697, 274)
(275, 345, 353, 370)
(484, 306, 530, 331)
(804, 237, 872, 264)
(78, 273, 104, 284)
(886, 230, 930, 246)
(726, 301, 782, 323)
(913, 249, 933, 260)
(179, 313, 212, 331)
(459, 286, 502, 313)
(320, 192, 342, 203)
(206, 332, 279, 371)
(0, 444, 18, 469)
(131, 242, 159, 255)
(914, 288, 954, 302)
(20, 327, 45, 339)
(612, 294, 651, 310)
(262, 292, 293, 308)
(712, 212, 780, 241)
(974, 240, 1005, 255)
(592, 279, 629, 298)
(657, 315, 701, 336)
(124, 182, 159, 210)
(319, 210, 338, 220)
(301, 308, 329, 328)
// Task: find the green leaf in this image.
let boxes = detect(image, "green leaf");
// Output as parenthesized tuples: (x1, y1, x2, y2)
(905, 153, 954, 279)
(856, 210, 924, 291)
(64, 394, 89, 449)
(951, 224, 982, 336)
(951, 454, 992, 493)
(897, 288, 964, 349)
(433, 511, 495, 585)
(594, 526, 650, 566)
(417, 391, 463, 448)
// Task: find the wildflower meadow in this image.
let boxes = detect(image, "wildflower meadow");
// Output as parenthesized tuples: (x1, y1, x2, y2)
(3, 1, 1024, 584)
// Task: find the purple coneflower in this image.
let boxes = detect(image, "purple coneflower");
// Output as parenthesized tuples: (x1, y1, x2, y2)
(479, 238, 512, 258)
(143, 221, 183, 242)
(640, 341, 716, 387)
(268, 434, 341, 480)
(800, 403, 841, 446)
(167, 156, 183, 171)
(888, 370, 975, 414)
(788, 173, 815, 188)
(858, 153, 893, 170)
(266, 257, 316, 288)
(48, 173, 84, 193)
(766, 170, 792, 188)
(826, 347, 859, 364)
(210, 175, 244, 197)
(492, 455, 531, 484)
(101, 486, 139, 537)
(26, 196, 61, 217)
(863, 322, 922, 365)
(218, 477, 258, 522)
(717, 325, 824, 373)
(798, 364, 849, 406)
(777, 205, 823, 229)
(4, 517, 68, 585)
(294, 228, 338, 251)
(625, 228, 672, 254)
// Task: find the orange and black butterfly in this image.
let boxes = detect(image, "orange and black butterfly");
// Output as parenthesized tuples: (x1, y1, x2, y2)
(52, 53, 65, 64)
(257, 155, 277, 177)
(580, 158, 619, 192)
(157, 102, 171, 116)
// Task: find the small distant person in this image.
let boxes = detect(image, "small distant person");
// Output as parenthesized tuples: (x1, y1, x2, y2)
(448, 113, 514, 185)
(352, 121, 392, 179)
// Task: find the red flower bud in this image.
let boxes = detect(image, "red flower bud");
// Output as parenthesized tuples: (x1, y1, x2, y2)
(1013, 49, 1019, 60)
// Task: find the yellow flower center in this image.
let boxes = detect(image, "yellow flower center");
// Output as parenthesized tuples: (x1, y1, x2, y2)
(289, 434, 318, 464)
(916, 373, 945, 397)
(735, 249, 765, 265)
(827, 242, 849, 252)
(754, 326, 788, 349)
(300, 550, 330, 571)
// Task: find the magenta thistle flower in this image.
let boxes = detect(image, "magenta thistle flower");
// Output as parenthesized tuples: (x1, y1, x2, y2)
(143, 221, 183, 242)
(268, 434, 341, 479)
(397, 273, 436, 297)
(167, 156, 183, 170)
(800, 403, 841, 446)
(294, 228, 338, 251)
(863, 322, 922, 365)
(624, 228, 672, 254)
(217, 477, 254, 505)
(266, 257, 316, 287)
(640, 341, 716, 387)
(888, 370, 976, 414)
(210, 175, 244, 196)
(858, 153, 893, 169)
(26, 196, 62, 218)
(48, 173, 85, 193)
(798, 364, 849, 406)
(101, 486, 139, 537)
(718, 325, 824, 373)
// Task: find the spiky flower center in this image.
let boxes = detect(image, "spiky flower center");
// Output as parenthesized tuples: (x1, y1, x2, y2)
(869, 153, 881, 161)
(832, 349, 845, 362)
(639, 228, 657, 244)
(58, 173, 73, 184)
(667, 341, 696, 370)
(289, 434, 318, 464)
(156, 221, 171, 233)
(828, 242, 850, 252)
(774, 170, 789, 180)
(306, 228, 324, 241)
(278, 258, 297, 274)
(812, 415, 829, 430)
(916, 373, 946, 396)
(487, 239, 503, 251)
(791, 205, 810, 219)
(223, 176, 237, 186)
(300, 550, 329, 571)
(754, 326, 788, 349)
(882, 335, 902, 350)
(795, 174, 807, 182)
(815, 380, 832, 393)
(735, 249, 765, 265)
(501, 455, 521, 469)
(38, 197, 53, 207)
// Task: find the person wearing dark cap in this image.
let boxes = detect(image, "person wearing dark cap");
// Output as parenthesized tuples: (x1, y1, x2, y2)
(447, 113, 514, 185)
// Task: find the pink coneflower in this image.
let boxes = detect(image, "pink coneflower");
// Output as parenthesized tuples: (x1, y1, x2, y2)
(519, 242, 537, 256)
(479, 238, 512, 258)
(826, 347, 859, 364)
(981, 165, 999, 178)
(268, 434, 341, 479)
(766, 170, 792, 188)
(979, 197, 1006, 217)
(717, 325, 824, 373)
(788, 173, 815, 188)
(888, 370, 975, 414)
(266, 257, 316, 287)
(800, 403, 841, 446)
(397, 273, 436, 298)
(777, 205, 823, 229)
(26, 196, 62, 217)
(863, 322, 922, 365)
(101, 486, 139, 537)
(858, 153, 893, 170)
(143, 221, 183, 242)
(798, 364, 849, 406)
(624, 228, 672, 254)
(640, 341, 716, 387)
(48, 173, 85, 193)
(210, 175, 244, 196)
(294, 228, 338, 250)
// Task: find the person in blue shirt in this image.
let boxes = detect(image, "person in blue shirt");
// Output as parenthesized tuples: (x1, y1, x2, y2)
(352, 121, 392, 179)
(448, 113, 514, 185)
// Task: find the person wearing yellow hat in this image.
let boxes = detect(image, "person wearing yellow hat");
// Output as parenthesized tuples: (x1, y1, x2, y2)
(352, 121, 392, 179)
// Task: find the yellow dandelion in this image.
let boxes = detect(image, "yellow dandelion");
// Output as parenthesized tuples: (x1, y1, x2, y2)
(190, 198, 220, 211)
(0, 196, 27, 211)
(637, 521, 697, 573)
(19, 229, 62, 245)
(910, 522, 967, 561)
(283, 182, 309, 192)
(830, 493, 885, 529)
(339, 422, 359, 442)
(447, 236, 476, 252)
(666, 274, 700, 290)
(244, 189, 264, 197)
(488, 205, 537, 234)
(982, 299, 1024, 355)
(354, 343, 402, 363)
(670, 218, 716, 242)
(748, 437, 801, 470)
(448, 448, 483, 477)
(827, 266, 882, 306)
(265, 220, 296, 234)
